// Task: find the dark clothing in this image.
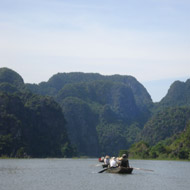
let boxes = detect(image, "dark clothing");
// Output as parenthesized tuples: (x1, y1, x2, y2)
(120, 158, 129, 167)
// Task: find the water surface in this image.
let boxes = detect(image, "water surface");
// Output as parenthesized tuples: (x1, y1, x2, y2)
(0, 159, 190, 190)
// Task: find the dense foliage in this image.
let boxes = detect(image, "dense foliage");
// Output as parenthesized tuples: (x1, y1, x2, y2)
(159, 79, 190, 107)
(139, 107, 190, 145)
(129, 79, 190, 160)
(61, 97, 100, 156)
(0, 68, 75, 158)
(27, 72, 152, 156)
(129, 122, 190, 160)
(1, 67, 190, 159)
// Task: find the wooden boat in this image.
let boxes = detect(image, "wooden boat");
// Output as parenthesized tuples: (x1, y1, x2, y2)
(106, 167, 133, 174)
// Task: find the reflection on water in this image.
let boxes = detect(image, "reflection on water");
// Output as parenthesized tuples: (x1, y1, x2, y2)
(0, 159, 190, 190)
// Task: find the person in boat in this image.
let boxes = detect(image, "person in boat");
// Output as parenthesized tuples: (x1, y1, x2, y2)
(99, 156, 104, 162)
(110, 157, 117, 168)
(104, 155, 110, 165)
(118, 154, 129, 168)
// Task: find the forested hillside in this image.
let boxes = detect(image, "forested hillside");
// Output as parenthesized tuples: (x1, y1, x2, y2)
(1, 67, 190, 159)
(0, 68, 75, 158)
(139, 107, 190, 145)
(129, 121, 190, 160)
(26, 71, 190, 157)
(159, 79, 190, 107)
(129, 79, 190, 160)
(27, 72, 153, 156)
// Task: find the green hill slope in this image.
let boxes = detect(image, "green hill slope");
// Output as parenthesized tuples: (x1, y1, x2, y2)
(139, 107, 190, 145)
(3, 67, 190, 158)
(129, 121, 190, 160)
(27, 72, 152, 156)
(159, 79, 190, 107)
(0, 68, 74, 158)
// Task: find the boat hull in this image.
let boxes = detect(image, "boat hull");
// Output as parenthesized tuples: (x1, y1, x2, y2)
(106, 167, 133, 174)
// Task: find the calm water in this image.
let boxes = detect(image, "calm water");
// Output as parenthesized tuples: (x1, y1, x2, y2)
(0, 159, 190, 190)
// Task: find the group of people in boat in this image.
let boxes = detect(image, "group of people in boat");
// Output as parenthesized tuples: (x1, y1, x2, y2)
(99, 154, 130, 168)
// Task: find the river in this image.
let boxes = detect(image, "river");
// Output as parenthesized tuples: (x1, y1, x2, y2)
(0, 159, 190, 190)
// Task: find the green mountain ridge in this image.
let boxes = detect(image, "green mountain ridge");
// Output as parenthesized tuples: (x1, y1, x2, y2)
(159, 79, 190, 107)
(1, 67, 190, 159)
(129, 78, 190, 160)
(26, 71, 152, 156)
(0, 68, 75, 158)
(0, 68, 24, 88)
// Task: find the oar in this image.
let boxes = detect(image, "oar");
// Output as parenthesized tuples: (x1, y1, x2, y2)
(98, 168, 108, 173)
(133, 167, 154, 172)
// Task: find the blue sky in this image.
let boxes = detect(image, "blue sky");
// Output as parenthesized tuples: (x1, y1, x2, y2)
(0, 0, 190, 102)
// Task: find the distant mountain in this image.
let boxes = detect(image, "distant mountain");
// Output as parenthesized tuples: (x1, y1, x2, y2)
(0, 67, 24, 88)
(27, 72, 152, 109)
(0, 67, 26, 93)
(0, 68, 75, 158)
(159, 79, 190, 107)
(27, 72, 153, 156)
(58, 81, 143, 156)
(122, 77, 190, 160)
(2, 67, 190, 159)
(138, 78, 190, 148)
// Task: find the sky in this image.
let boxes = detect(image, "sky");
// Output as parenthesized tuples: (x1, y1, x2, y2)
(0, 0, 190, 102)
